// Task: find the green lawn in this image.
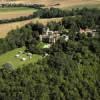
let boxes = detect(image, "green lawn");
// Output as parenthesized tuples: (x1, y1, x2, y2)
(0, 47, 42, 69)
(0, 7, 37, 12)
(36, 42, 48, 49)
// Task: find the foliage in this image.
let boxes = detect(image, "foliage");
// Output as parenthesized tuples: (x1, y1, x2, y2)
(35, 7, 100, 18)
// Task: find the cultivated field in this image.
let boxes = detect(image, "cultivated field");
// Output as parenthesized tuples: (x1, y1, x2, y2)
(0, 0, 100, 20)
(0, 18, 62, 38)
(0, 7, 37, 19)
(0, 47, 42, 69)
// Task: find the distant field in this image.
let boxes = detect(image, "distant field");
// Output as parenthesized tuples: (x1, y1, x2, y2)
(59, 0, 100, 9)
(0, 7, 37, 19)
(0, 18, 62, 38)
(0, 47, 42, 69)
(0, 0, 99, 19)
(0, 0, 100, 9)
(66, 3, 100, 10)
(0, 7, 36, 12)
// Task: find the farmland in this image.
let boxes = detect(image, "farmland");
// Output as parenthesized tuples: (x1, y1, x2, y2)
(66, 3, 100, 10)
(0, 0, 100, 9)
(0, 18, 62, 38)
(0, 0, 100, 38)
(0, 47, 42, 69)
(0, 7, 37, 19)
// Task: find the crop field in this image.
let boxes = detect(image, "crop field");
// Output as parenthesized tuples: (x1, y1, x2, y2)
(0, 7, 37, 19)
(0, 47, 42, 69)
(0, 18, 62, 38)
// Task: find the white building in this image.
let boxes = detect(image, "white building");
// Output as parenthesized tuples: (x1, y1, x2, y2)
(21, 58, 27, 61)
(15, 54, 20, 58)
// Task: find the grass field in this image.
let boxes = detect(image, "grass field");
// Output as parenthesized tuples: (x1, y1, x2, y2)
(0, 7, 36, 12)
(0, 7, 37, 19)
(0, 18, 62, 38)
(0, 47, 42, 69)
(36, 42, 49, 49)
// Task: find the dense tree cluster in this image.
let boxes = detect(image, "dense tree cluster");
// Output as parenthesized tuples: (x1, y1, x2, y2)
(35, 8, 66, 18)
(35, 7, 100, 18)
(0, 31, 99, 100)
(0, 23, 44, 55)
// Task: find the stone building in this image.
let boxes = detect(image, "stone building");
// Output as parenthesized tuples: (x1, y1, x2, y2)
(40, 28, 60, 44)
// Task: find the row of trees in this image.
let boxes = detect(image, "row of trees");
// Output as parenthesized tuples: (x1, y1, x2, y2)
(0, 3, 44, 9)
(0, 14, 37, 24)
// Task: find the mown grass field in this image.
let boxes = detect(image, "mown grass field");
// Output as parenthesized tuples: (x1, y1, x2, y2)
(0, 7, 36, 12)
(0, 47, 42, 69)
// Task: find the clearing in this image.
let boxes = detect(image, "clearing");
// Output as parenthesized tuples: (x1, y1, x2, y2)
(0, 47, 42, 69)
